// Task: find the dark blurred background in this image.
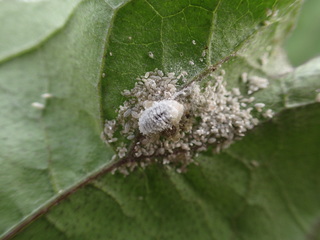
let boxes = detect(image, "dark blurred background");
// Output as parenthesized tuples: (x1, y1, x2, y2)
(284, 0, 320, 66)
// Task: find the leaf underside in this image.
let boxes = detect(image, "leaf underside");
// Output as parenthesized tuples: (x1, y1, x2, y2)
(0, 0, 319, 239)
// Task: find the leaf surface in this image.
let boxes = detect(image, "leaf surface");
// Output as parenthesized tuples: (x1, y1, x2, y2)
(284, 0, 320, 66)
(1, 0, 320, 239)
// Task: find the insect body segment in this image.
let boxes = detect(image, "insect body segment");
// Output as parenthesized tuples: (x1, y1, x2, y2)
(138, 100, 184, 135)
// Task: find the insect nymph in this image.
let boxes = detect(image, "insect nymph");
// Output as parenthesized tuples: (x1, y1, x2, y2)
(138, 100, 184, 135)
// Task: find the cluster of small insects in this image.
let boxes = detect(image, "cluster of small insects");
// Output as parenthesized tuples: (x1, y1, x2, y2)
(102, 69, 274, 175)
(241, 72, 269, 95)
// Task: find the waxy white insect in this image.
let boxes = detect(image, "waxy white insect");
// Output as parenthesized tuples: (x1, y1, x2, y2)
(138, 100, 184, 135)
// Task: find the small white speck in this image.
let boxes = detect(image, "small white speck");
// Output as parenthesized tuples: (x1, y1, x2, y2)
(266, 9, 273, 17)
(109, 52, 113, 56)
(241, 72, 248, 83)
(128, 36, 132, 40)
(189, 60, 195, 66)
(167, 72, 175, 78)
(254, 103, 265, 108)
(240, 96, 255, 103)
(247, 76, 269, 94)
(162, 159, 169, 164)
(144, 71, 150, 78)
(201, 50, 206, 57)
(143, 100, 154, 109)
(232, 88, 241, 96)
(108, 138, 118, 143)
(192, 40, 196, 45)
(127, 135, 135, 140)
(124, 109, 132, 118)
(122, 90, 131, 96)
(41, 93, 53, 99)
(148, 51, 154, 59)
(263, 109, 274, 118)
(117, 145, 127, 158)
(254, 103, 265, 112)
(102, 73, 106, 78)
(131, 111, 140, 119)
(157, 70, 164, 77)
(31, 102, 45, 110)
(177, 71, 188, 80)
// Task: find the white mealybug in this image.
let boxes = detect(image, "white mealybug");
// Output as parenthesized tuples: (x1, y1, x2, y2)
(138, 100, 184, 135)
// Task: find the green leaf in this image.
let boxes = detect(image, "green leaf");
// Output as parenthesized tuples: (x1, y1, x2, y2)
(0, 0, 117, 236)
(0, 0, 82, 63)
(1, 0, 319, 239)
(6, 56, 320, 240)
(284, 0, 320, 66)
(101, 0, 301, 119)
